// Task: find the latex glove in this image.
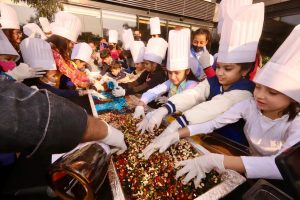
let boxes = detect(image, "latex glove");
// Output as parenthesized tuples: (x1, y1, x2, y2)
(146, 107, 168, 133)
(136, 111, 153, 134)
(89, 90, 107, 100)
(159, 120, 181, 138)
(133, 105, 145, 119)
(198, 46, 211, 69)
(100, 121, 127, 155)
(175, 153, 225, 187)
(142, 131, 179, 159)
(156, 96, 168, 105)
(112, 86, 125, 97)
(93, 80, 105, 91)
(6, 63, 46, 82)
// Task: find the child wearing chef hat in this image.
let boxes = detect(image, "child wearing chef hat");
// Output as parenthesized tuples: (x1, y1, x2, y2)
(133, 28, 198, 119)
(141, 2, 264, 149)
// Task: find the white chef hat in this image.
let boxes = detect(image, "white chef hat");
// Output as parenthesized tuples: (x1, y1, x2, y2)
(0, 3, 20, 30)
(23, 23, 47, 40)
(0, 29, 20, 61)
(39, 17, 51, 33)
(122, 29, 134, 50)
(150, 17, 161, 35)
(217, 0, 253, 35)
(20, 37, 56, 70)
(51, 11, 82, 42)
(254, 25, 300, 103)
(217, 3, 264, 64)
(109, 30, 118, 44)
(144, 37, 168, 64)
(167, 28, 190, 71)
(130, 41, 145, 64)
(71, 42, 93, 63)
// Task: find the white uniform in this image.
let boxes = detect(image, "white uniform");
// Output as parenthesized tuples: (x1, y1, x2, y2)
(188, 98, 300, 179)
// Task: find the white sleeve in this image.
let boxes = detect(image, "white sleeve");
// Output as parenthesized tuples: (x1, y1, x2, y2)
(168, 79, 210, 113)
(241, 116, 300, 179)
(140, 80, 171, 104)
(187, 98, 251, 136)
(184, 90, 252, 125)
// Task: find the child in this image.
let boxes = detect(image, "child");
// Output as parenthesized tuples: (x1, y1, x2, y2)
(139, 3, 264, 145)
(100, 49, 113, 76)
(119, 36, 168, 95)
(108, 30, 122, 60)
(148, 24, 300, 184)
(71, 42, 93, 72)
(133, 28, 198, 119)
(106, 60, 126, 81)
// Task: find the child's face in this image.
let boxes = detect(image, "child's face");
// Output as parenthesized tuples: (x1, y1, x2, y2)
(111, 68, 121, 76)
(216, 63, 248, 90)
(75, 60, 87, 71)
(144, 60, 157, 72)
(104, 56, 112, 64)
(254, 83, 294, 118)
(12, 29, 22, 44)
(0, 55, 17, 62)
(192, 34, 208, 52)
(168, 69, 189, 86)
(134, 63, 144, 71)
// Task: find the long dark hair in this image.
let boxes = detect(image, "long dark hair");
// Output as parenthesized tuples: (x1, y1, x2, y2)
(282, 101, 300, 121)
(192, 28, 212, 50)
(46, 35, 71, 62)
(2, 29, 19, 51)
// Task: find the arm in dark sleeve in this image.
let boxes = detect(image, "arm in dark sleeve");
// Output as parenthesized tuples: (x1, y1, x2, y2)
(119, 71, 148, 94)
(0, 80, 87, 156)
(37, 81, 80, 98)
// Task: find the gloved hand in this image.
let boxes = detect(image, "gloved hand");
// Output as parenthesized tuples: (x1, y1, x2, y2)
(175, 153, 225, 187)
(156, 96, 168, 105)
(93, 80, 105, 91)
(142, 131, 179, 159)
(100, 121, 127, 155)
(89, 89, 107, 99)
(198, 46, 211, 69)
(112, 86, 126, 97)
(136, 111, 153, 134)
(159, 120, 182, 137)
(6, 63, 46, 82)
(133, 105, 145, 119)
(145, 107, 168, 133)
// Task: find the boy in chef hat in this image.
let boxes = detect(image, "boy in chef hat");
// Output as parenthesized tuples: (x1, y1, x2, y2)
(133, 28, 198, 119)
(141, 2, 264, 153)
(119, 35, 168, 95)
(171, 24, 300, 185)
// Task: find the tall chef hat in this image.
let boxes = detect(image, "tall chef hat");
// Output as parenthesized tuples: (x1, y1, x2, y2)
(71, 42, 93, 63)
(217, 3, 264, 63)
(0, 29, 20, 61)
(130, 41, 145, 64)
(109, 30, 118, 44)
(150, 17, 161, 35)
(20, 37, 56, 70)
(217, 0, 253, 35)
(254, 25, 300, 103)
(0, 3, 20, 30)
(167, 28, 190, 71)
(51, 11, 82, 42)
(23, 23, 47, 40)
(39, 17, 51, 33)
(144, 37, 168, 65)
(122, 28, 134, 50)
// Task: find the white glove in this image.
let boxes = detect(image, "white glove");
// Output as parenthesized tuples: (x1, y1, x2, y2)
(198, 46, 211, 69)
(112, 86, 126, 97)
(159, 120, 181, 138)
(136, 111, 153, 134)
(175, 153, 225, 187)
(156, 96, 168, 105)
(6, 63, 46, 82)
(89, 89, 107, 100)
(100, 121, 127, 155)
(142, 131, 179, 159)
(133, 105, 145, 119)
(145, 107, 168, 133)
(93, 80, 105, 91)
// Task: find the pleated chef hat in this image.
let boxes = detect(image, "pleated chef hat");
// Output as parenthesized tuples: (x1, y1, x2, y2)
(150, 17, 161, 35)
(0, 29, 20, 61)
(109, 30, 118, 44)
(39, 17, 51, 33)
(23, 23, 47, 40)
(144, 37, 168, 64)
(217, 0, 253, 35)
(0, 3, 20, 30)
(167, 28, 190, 71)
(130, 41, 145, 64)
(20, 38, 56, 70)
(51, 11, 82, 42)
(254, 25, 300, 103)
(122, 29, 134, 50)
(71, 42, 93, 63)
(217, 3, 264, 63)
